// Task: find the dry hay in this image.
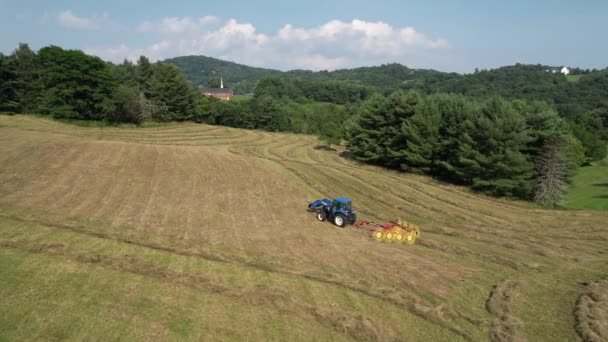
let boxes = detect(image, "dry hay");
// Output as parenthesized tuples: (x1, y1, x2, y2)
(486, 280, 525, 342)
(575, 278, 608, 342)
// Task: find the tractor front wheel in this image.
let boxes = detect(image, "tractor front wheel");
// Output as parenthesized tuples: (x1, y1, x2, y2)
(334, 214, 346, 227)
(317, 211, 327, 222)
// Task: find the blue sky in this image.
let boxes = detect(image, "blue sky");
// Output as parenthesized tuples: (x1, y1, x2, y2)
(1, 0, 606, 72)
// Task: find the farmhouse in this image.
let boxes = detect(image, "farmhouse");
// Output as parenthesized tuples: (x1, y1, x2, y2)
(545, 66, 570, 75)
(201, 77, 233, 100)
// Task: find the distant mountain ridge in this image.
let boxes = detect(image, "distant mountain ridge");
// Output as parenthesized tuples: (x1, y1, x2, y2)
(162, 55, 450, 94)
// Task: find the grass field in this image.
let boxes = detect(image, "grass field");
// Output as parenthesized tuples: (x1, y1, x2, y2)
(1, 115, 607, 341)
(566, 74, 582, 82)
(564, 164, 608, 211)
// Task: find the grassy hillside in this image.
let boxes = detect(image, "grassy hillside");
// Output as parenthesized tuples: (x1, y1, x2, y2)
(564, 163, 608, 210)
(163, 55, 281, 94)
(1, 115, 607, 341)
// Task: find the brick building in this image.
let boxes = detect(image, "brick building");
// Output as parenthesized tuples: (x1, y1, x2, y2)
(201, 77, 234, 100)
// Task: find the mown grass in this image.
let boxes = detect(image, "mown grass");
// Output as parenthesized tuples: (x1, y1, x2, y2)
(564, 163, 608, 211)
(0, 210, 465, 341)
(566, 74, 582, 82)
(1, 115, 607, 341)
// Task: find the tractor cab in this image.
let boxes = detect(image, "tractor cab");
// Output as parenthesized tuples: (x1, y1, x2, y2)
(332, 198, 352, 213)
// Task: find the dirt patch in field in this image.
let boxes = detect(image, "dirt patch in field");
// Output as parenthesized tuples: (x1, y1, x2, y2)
(574, 278, 608, 342)
(486, 280, 525, 342)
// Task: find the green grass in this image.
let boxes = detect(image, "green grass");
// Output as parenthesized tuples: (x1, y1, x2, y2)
(231, 95, 253, 102)
(564, 163, 608, 210)
(566, 74, 582, 82)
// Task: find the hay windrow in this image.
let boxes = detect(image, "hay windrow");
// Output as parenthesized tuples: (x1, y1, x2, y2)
(574, 278, 608, 342)
(486, 280, 525, 342)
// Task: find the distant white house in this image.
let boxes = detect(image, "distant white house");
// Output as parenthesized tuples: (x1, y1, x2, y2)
(545, 66, 570, 75)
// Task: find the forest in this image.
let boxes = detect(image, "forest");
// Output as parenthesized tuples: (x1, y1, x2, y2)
(0, 43, 606, 204)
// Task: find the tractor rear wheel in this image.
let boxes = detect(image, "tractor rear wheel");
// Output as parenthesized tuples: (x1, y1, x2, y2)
(334, 214, 346, 227)
(317, 211, 327, 222)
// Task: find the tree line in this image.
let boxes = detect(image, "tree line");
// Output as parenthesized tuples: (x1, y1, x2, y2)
(0, 43, 351, 136)
(347, 92, 584, 204)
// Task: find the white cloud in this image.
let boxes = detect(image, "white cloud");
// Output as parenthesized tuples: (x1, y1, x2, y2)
(55, 10, 109, 31)
(137, 16, 218, 33)
(88, 18, 449, 70)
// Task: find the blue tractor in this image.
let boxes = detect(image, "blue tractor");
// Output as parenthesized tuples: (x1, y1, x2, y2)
(308, 197, 357, 227)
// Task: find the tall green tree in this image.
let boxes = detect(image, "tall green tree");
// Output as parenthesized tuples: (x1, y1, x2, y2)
(0, 53, 17, 111)
(136, 56, 153, 97)
(149, 63, 196, 121)
(11, 43, 39, 113)
(318, 121, 342, 148)
(102, 85, 143, 123)
(466, 98, 534, 197)
(37, 46, 115, 119)
(391, 94, 444, 173)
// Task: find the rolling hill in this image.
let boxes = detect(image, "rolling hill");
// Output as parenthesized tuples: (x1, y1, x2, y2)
(163, 56, 450, 94)
(1, 115, 607, 341)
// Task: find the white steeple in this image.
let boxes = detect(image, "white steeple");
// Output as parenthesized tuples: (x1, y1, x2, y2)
(220, 76, 224, 89)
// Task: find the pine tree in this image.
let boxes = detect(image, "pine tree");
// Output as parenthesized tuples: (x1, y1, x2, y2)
(136, 56, 153, 97)
(390, 95, 442, 173)
(149, 63, 196, 121)
(11, 43, 38, 113)
(0, 53, 17, 111)
(347, 94, 389, 164)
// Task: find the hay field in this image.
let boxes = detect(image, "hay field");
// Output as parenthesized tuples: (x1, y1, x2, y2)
(1, 115, 607, 341)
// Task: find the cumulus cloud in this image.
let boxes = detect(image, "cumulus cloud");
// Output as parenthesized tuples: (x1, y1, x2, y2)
(137, 16, 218, 33)
(88, 18, 449, 70)
(55, 10, 110, 30)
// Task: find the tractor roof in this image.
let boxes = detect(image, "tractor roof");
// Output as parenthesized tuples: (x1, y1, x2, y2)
(334, 197, 352, 203)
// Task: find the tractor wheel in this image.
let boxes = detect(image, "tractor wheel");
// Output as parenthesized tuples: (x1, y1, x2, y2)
(373, 230, 384, 241)
(414, 226, 421, 238)
(334, 214, 346, 227)
(317, 211, 327, 222)
(405, 232, 416, 245)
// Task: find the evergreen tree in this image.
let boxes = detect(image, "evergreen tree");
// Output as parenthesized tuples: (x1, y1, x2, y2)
(467, 98, 534, 197)
(136, 56, 153, 97)
(11, 43, 38, 113)
(391, 94, 443, 173)
(0, 53, 17, 111)
(149, 63, 196, 121)
(347, 94, 389, 164)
